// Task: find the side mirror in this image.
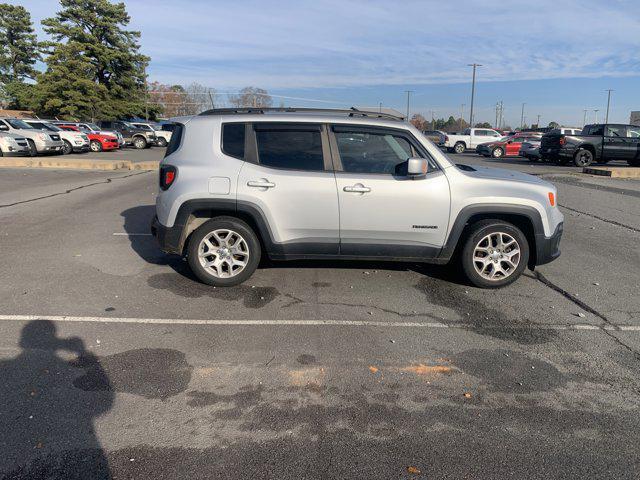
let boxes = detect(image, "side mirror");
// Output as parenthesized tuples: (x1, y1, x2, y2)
(0, 124, 8, 131)
(407, 157, 428, 177)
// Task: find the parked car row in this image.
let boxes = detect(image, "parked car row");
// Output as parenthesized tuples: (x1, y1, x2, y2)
(0, 117, 172, 157)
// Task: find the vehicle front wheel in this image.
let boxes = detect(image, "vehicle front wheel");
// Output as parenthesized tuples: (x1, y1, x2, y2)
(157, 137, 168, 147)
(453, 142, 466, 154)
(187, 217, 261, 287)
(27, 140, 37, 157)
(461, 220, 529, 289)
(573, 148, 593, 167)
(491, 147, 504, 158)
(62, 140, 73, 155)
(133, 136, 147, 149)
(90, 140, 103, 152)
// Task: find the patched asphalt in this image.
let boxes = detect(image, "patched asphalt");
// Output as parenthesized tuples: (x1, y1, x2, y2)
(0, 151, 639, 479)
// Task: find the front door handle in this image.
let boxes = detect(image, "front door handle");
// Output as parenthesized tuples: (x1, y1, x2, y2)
(343, 184, 371, 193)
(247, 180, 276, 188)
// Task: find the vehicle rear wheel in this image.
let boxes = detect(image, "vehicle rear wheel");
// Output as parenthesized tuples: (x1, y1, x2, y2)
(133, 136, 147, 149)
(62, 140, 73, 155)
(573, 148, 593, 167)
(90, 140, 102, 152)
(461, 220, 529, 289)
(453, 142, 466, 154)
(27, 140, 37, 157)
(157, 137, 168, 147)
(187, 217, 261, 287)
(491, 147, 504, 158)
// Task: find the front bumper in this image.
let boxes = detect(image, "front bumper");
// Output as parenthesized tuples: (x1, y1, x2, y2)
(535, 222, 563, 266)
(73, 144, 90, 153)
(151, 215, 183, 255)
(35, 140, 64, 153)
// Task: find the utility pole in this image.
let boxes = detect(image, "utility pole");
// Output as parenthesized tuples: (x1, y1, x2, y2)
(404, 90, 413, 120)
(495, 102, 499, 129)
(520, 103, 526, 130)
(583, 109, 588, 127)
(498, 101, 504, 130)
(536, 114, 541, 128)
(379, 102, 382, 113)
(594, 109, 599, 123)
(431, 110, 435, 131)
(460, 104, 465, 130)
(208, 89, 215, 109)
(605, 89, 613, 123)
(467, 63, 482, 127)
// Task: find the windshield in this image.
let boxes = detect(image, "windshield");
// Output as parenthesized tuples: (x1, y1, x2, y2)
(85, 123, 100, 131)
(6, 119, 33, 129)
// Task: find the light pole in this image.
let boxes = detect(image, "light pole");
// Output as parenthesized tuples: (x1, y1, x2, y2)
(583, 109, 588, 127)
(460, 104, 465, 130)
(536, 114, 541, 128)
(404, 90, 413, 120)
(468, 63, 482, 127)
(520, 103, 526, 130)
(594, 109, 600, 123)
(605, 89, 613, 123)
(379, 102, 382, 113)
(495, 103, 499, 129)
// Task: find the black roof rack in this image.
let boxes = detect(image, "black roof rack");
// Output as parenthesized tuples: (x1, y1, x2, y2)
(198, 107, 405, 121)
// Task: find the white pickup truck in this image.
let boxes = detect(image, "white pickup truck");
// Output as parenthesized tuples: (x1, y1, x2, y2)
(443, 128, 502, 153)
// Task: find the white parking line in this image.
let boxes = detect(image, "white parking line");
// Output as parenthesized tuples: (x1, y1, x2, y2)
(0, 315, 638, 331)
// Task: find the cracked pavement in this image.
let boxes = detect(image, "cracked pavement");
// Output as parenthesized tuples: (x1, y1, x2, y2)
(0, 153, 639, 479)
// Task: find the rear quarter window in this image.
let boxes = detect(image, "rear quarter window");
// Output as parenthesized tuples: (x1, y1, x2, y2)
(222, 123, 246, 159)
(164, 123, 184, 157)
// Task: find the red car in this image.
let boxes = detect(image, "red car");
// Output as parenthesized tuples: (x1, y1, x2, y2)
(57, 124, 120, 152)
(475, 133, 542, 158)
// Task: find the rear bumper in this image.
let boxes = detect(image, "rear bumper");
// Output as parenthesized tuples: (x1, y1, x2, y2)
(534, 222, 563, 266)
(151, 215, 183, 255)
(540, 146, 573, 159)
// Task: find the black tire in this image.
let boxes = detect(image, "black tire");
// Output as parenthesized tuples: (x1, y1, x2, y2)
(62, 140, 73, 155)
(453, 142, 466, 154)
(628, 158, 640, 167)
(90, 140, 103, 152)
(573, 148, 593, 167)
(491, 147, 504, 158)
(460, 220, 529, 289)
(446, 147, 454, 153)
(187, 217, 261, 287)
(27, 139, 37, 157)
(157, 137, 168, 147)
(133, 136, 147, 149)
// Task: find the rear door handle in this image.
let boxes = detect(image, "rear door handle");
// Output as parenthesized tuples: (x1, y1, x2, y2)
(247, 180, 276, 188)
(343, 185, 371, 193)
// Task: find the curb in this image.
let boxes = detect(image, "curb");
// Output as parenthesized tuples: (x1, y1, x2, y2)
(0, 158, 159, 171)
(582, 166, 640, 178)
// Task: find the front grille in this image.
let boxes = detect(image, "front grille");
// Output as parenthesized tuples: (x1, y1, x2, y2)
(49, 134, 61, 141)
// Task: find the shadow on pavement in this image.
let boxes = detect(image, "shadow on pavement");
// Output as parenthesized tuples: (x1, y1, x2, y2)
(0, 321, 114, 479)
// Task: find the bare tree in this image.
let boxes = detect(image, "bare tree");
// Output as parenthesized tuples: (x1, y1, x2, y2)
(410, 113, 427, 131)
(184, 82, 217, 115)
(228, 87, 272, 108)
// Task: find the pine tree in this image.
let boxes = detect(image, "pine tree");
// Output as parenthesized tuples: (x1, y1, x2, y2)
(0, 4, 41, 109)
(41, 0, 149, 119)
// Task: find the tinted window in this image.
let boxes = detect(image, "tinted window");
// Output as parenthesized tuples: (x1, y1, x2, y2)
(256, 129, 324, 171)
(164, 123, 184, 157)
(606, 125, 625, 137)
(627, 127, 640, 138)
(588, 125, 604, 136)
(100, 121, 112, 128)
(334, 130, 415, 174)
(222, 123, 245, 159)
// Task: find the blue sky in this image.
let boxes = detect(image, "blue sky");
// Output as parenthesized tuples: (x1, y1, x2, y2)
(12, 0, 640, 126)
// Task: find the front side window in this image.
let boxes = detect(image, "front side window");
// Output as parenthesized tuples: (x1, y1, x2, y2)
(334, 130, 415, 175)
(255, 128, 324, 171)
(606, 125, 625, 137)
(222, 123, 245, 159)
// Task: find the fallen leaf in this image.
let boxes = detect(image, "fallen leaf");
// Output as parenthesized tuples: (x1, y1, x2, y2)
(407, 466, 421, 474)
(463, 392, 472, 398)
(400, 364, 451, 375)
(369, 366, 379, 373)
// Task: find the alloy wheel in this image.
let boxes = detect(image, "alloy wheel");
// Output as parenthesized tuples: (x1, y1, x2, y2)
(197, 229, 250, 278)
(472, 232, 521, 281)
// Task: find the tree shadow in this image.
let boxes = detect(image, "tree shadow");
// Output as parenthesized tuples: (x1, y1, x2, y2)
(0, 321, 114, 479)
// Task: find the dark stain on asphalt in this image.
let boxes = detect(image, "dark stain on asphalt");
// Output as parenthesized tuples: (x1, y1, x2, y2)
(311, 281, 331, 288)
(147, 272, 279, 308)
(104, 307, 115, 312)
(73, 348, 192, 399)
(297, 354, 317, 365)
(187, 385, 263, 418)
(414, 276, 557, 344)
(451, 349, 567, 393)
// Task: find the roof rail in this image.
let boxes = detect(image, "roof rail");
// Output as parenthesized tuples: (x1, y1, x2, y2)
(198, 107, 405, 121)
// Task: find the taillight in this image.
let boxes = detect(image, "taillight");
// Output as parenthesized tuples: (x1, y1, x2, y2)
(558, 136, 566, 146)
(160, 165, 177, 190)
(548, 192, 556, 207)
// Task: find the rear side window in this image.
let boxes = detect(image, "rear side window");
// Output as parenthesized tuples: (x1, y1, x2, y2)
(164, 123, 184, 157)
(222, 123, 245, 159)
(255, 127, 324, 171)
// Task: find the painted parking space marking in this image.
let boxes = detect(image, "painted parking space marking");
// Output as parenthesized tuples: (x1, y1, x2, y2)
(0, 315, 638, 331)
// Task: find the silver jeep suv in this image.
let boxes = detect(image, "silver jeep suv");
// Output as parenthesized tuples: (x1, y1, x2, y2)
(152, 108, 563, 288)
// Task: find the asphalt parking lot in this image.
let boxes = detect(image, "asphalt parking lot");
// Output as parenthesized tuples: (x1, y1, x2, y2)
(1, 150, 639, 479)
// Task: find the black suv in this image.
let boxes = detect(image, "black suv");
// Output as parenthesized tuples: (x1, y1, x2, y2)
(96, 120, 157, 149)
